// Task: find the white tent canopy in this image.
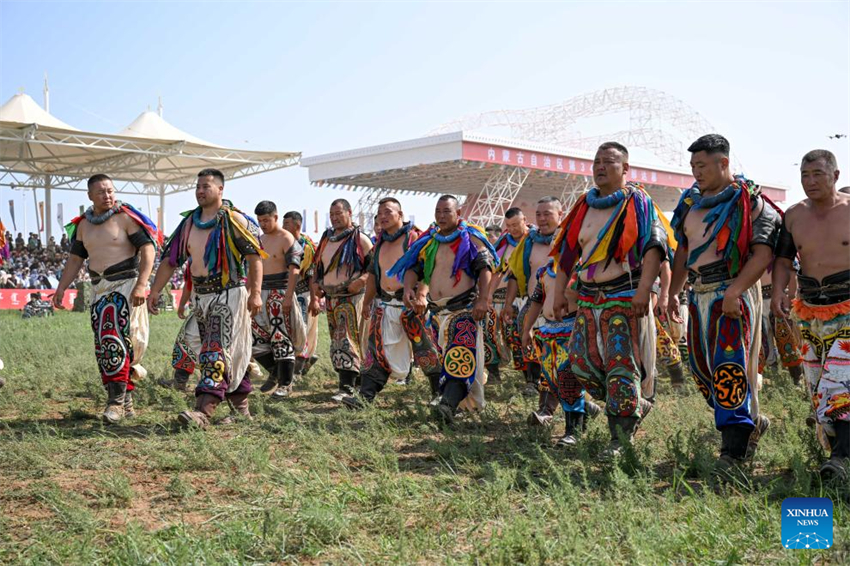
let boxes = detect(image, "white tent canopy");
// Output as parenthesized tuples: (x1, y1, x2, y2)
(0, 93, 300, 236)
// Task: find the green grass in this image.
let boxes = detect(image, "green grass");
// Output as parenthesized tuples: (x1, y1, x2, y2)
(0, 310, 848, 565)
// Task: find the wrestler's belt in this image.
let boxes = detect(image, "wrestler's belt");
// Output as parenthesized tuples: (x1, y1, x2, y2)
(797, 270, 850, 305)
(261, 272, 289, 291)
(427, 287, 477, 314)
(578, 269, 642, 298)
(321, 279, 364, 298)
(687, 260, 732, 285)
(492, 287, 508, 303)
(378, 288, 404, 302)
(192, 273, 244, 295)
(89, 255, 140, 285)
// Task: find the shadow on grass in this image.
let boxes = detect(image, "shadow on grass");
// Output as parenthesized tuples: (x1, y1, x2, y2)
(1, 415, 178, 440)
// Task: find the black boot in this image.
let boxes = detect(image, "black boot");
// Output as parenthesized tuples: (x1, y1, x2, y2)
(303, 355, 319, 376)
(603, 416, 639, 458)
(668, 362, 686, 394)
(256, 354, 278, 393)
(333, 370, 359, 401)
(788, 365, 803, 386)
(821, 421, 850, 480)
(427, 372, 442, 406)
(486, 364, 501, 384)
(358, 369, 388, 403)
(434, 380, 466, 424)
(523, 363, 541, 397)
(715, 424, 752, 478)
(393, 367, 413, 386)
(728, 424, 753, 461)
(271, 360, 295, 399)
(528, 389, 559, 427)
(158, 368, 192, 392)
(294, 357, 306, 377)
(556, 411, 585, 448)
(584, 399, 603, 425)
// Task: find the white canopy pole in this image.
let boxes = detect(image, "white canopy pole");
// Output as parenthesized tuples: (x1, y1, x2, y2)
(159, 185, 166, 233)
(45, 175, 52, 242)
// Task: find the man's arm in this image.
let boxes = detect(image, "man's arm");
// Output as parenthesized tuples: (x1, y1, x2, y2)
(656, 261, 671, 317)
(403, 269, 426, 315)
(177, 283, 192, 319)
(281, 233, 301, 310)
(472, 268, 492, 322)
(52, 253, 84, 309)
(502, 276, 519, 322)
(346, 234, 374, 294)
(521, 294, 543, 351)
(245, 254, 263, 316)
(361, 273, 377, 322)
(771, 257, 794, 318)
(666, 245, 689, 323)
(723, 244, 773, 318)
(131, 244, 155, 307)
(147, 260, 178, 314)
(633, 248, 663, 317)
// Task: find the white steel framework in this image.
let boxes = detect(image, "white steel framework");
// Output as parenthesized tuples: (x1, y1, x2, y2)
(464, 166, 530, 227)
(430, 86, 743, 171)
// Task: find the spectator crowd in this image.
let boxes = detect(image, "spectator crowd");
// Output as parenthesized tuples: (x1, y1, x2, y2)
(0, 229, 185, 290)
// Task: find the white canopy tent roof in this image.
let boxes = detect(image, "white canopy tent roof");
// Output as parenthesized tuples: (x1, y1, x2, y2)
(0, 93, 300, 236)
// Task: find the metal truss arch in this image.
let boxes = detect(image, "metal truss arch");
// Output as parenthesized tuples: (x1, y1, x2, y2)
(430, 86, 742, 171)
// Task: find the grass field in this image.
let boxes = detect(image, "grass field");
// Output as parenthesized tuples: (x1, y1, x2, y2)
(0, 309, 847, 565)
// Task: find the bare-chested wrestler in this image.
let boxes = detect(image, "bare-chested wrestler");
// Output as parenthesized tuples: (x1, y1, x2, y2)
(504, 197, 565, 426)
(282, 211, 319, 380)
(388, 195, 498, 424)
(772, 150, 850, 480)
(54, 174, 158, 423)
(342, 197, 442, 408)
(668, 134, 780, 471)
(309, 199, 373, 401)
(552, 142, 671, 458)
(487, 208, 530, 383)
(148, 168, 265, 428)
(522, 260, 602, 447)
(252, 201, 304, 400)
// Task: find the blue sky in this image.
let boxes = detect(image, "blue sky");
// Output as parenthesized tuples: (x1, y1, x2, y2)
(1, 1, 848, 236)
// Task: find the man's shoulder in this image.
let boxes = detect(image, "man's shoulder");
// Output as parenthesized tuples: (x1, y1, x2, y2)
(784, 201, 809, 226)
(230, 209, 249, 228)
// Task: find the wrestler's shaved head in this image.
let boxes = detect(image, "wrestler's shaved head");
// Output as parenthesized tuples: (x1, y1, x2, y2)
(800, 149, 841, 201)
(597, 142, 629, 162)
(377, 197, 403, 232)
(437, 194, 459, 208)
(87, 173, 116, 212)
(536, 196, 562, 235)
(378, 197, 402, 211)
(504, 207, 527, 239)
(688, 134, 732, 192)
(594, 144, 631, 193)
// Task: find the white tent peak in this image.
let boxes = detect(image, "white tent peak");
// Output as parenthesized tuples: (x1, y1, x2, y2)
(119, 110, 219, 147)
(0, 92, 77, 131)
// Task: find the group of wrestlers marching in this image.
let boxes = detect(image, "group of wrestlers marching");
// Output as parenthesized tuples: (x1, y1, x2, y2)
(52, 134, 850, 480)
